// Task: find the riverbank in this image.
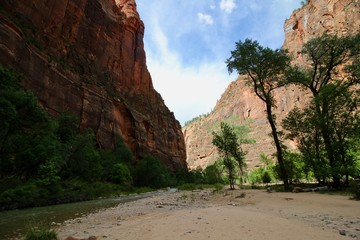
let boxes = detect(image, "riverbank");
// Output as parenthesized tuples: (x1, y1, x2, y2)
(57, 188, 360, 240)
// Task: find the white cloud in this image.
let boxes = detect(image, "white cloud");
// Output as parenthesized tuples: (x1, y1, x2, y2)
(197, 13, 214, 25)
(148, 58, 229, 126)
(220, 0, 237, 13)
(145, 21, 229, 125)
(137, 0, 303, 125)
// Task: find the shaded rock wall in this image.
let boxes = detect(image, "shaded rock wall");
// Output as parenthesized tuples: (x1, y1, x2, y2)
(183, 0, 359, 170)
(0, 0, 187, 169)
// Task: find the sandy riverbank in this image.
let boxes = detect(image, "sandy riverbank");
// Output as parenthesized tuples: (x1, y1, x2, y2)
(57, 188, 360, 240)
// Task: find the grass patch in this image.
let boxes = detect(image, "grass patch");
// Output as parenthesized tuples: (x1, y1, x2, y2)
(177, 183, 224, 191)
(24, 226, 57, 240)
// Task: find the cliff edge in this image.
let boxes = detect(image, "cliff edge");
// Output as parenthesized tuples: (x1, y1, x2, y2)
(0, 0, 187, 169)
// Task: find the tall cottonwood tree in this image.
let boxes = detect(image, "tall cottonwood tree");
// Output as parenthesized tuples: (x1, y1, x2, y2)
(286, 33, 360, 188)
(226, 39, 291, 190)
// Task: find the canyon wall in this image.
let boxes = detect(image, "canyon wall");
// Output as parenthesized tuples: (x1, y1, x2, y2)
(183, 0, 359, 170)
(0, 0, 187, 169)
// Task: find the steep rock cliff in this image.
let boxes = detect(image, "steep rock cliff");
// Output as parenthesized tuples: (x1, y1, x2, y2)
(183, 0, 359, 170)
(0, 0, 187, 169)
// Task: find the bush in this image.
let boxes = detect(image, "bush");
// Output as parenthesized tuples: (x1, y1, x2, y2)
(350, 182, 360, 200)
(111, 163, 132, 185)
(24, 226, 57, 240)
(262, 171, 272, 184)
(203, 163, 224, 184)
(178, 183, 198, 191)
(134, 155, 174, 188)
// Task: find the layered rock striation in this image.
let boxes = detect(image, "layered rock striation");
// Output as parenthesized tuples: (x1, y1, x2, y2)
(0, 0, 187, 169)
(183, 0, 359, 170)
(284, 0, 359, 63)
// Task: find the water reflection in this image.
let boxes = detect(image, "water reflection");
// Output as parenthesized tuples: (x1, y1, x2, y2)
(0, 188, 176, 239)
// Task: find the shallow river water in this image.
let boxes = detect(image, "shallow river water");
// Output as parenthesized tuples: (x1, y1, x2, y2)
(0, 189, 176, 239)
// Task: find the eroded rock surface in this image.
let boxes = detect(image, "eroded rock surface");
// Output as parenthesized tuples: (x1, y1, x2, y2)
(0, 0, 186, 169)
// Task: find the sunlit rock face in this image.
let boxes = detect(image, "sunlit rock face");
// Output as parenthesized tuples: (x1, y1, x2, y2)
(183, 0, 359, 170)
(0, 0, 187, 170)
(283, 0, 359, 64)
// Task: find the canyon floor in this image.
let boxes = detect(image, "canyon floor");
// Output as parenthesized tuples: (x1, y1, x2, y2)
(57, 188, 360, 240)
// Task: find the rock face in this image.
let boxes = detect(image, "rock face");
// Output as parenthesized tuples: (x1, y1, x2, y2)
(283, 0, 360, 63)
(184, 78, 303, 170)
(0, 0, 186, 169)
(183, 0, 359, 170)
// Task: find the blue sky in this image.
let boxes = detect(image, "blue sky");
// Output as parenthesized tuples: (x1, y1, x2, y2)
(137, 0, 302, 126)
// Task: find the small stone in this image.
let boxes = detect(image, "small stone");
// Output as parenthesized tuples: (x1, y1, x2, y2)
(339, 229, 346, 236)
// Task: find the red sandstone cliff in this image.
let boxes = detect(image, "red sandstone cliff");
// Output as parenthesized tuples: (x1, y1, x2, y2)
(0, 0, 187, 169)
(183, 0, 359, 170)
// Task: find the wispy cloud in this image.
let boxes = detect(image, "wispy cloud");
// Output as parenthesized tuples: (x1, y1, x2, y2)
(197, 13, 214, 25)
(145, 20, 229, 124)
(137, 0, 303, 125)
(220, 0, 237, 13)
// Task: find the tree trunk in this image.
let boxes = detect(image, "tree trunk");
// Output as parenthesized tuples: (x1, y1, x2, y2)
(315, 100, 341, 189)
(266, 101, 290, 190)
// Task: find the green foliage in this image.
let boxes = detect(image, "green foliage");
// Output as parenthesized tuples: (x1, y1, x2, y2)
(259, 153, 273, 168)
(24, 226, 57, 240)
(212, 122, 246, 189)
(284, 33, 360, 187)
(248, 167, 274, 185)
(55, 113, 78, 143)
(226, 39, 291, 103)
(262, 171, 272, 184)
(111, 163, 132, 185)
(183, 112, 211, 127)
(350, 182, 360, 200)
(0, 65, 184, 210)
(273, 151, 307, 183)
(203, 162, 224, 184)
(226, 38, 291, 190)
(62, 130, 103, 182)
(177, 183, 199, 191)
(134, 155, 174, 188)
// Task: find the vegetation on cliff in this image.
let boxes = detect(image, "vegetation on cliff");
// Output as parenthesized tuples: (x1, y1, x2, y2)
(0, 66, 183, 210)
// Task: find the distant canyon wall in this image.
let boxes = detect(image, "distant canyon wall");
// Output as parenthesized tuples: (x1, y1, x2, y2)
(183, 0, 359, 170)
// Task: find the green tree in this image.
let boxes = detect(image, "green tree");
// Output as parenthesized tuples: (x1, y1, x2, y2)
(203, 161, 224, 184)
(111, 162, 133, 185)
(134, 155, 173, 188)
(0, 65, 58, 181)
(61, 130, 103, 182)
(283, 107, 329, 183)
(226, 39, 291, 190)
(212, 122, 245, 189)
(286, 33, 360, 188)
(273, 150, 306, 184)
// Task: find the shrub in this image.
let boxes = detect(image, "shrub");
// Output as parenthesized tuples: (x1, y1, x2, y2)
(134, 155, 174, 188)
(24, 226, 57, 240)
(111, 162, 132, 185)
(350, 182, 360, 200)
(262, 171, 272, 184)
(203, 163, 224, 184)
(178, 183, 198, 191)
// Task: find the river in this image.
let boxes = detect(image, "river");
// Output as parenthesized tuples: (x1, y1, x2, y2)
(0, 188, 176, 239)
